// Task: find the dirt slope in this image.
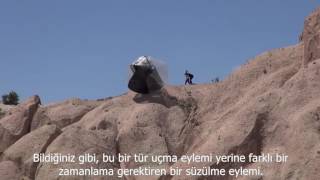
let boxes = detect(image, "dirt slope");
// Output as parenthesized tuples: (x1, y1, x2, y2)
(0, 8, 319, 180)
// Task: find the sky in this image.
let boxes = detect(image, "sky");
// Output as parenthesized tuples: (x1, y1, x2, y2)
(0, 0, 319, 103)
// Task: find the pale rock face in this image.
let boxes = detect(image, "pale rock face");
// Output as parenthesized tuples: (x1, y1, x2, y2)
(301, 7, 320, 66)
(0, 95, 41, 153)
(2, 125, 61, 179)
(35, 126, 120, 180)
(0, 104, 14, 119)
(0, 160, 21, 180)
(30, 98, 100, 130)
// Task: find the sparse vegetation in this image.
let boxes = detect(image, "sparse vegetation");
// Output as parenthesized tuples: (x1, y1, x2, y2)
(2, 91, 19, 105)
(177, 96, 197, 118)
(212, 77, 220, 83)
(178, 99, 193, 115)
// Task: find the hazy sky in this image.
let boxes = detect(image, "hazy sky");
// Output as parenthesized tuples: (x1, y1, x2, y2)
(0, 0, 319, 103)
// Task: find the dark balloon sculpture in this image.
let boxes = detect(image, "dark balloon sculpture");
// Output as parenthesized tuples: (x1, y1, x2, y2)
(128, 56, 167, 94)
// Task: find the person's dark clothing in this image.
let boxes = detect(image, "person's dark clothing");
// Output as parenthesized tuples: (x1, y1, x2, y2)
(185, 72, 194, 85)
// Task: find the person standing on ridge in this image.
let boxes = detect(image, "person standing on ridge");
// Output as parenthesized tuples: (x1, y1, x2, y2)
(184, 70, 194, 85)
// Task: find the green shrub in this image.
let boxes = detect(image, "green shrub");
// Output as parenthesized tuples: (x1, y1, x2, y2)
(2, 91, 19, 105)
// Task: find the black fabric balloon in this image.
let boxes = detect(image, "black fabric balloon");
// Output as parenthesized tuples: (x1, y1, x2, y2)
(128, 56, 166, 94)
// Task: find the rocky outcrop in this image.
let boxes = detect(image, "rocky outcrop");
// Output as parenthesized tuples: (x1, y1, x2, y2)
(0, 104, 14, 119)
(31, 98, 100, 130)
(35, 126, 119, 180)
(0, 95, 41, 153)
(0, 161, 21, 180)
(2, 125, 61, 179)
(301, 7, 320, 66)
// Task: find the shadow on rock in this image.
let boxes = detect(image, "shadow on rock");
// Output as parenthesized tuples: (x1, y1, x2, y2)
(133, 88, 178, 108)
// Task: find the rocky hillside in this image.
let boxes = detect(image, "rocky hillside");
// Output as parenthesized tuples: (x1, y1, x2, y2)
(0, 8, 320, 180)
